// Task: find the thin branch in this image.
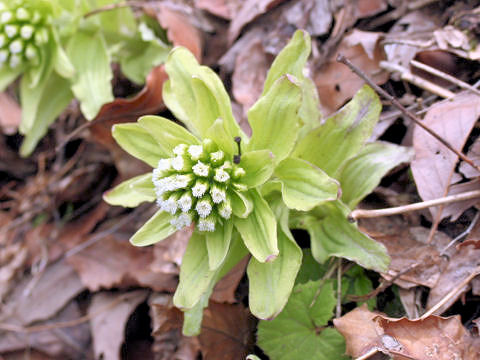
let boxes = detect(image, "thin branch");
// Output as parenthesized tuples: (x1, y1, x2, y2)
(349, 190, 480, 221)
(440, 210, 480, 256)
(336, 54, 480, 173)
(410, 59, 480, 96)
(420, 265, 480, 319)
(355, 348, 379, 360)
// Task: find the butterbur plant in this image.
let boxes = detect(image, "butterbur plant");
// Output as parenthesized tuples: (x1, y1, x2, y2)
(1, 0, 170, 156)
(104, 30, 414, 337)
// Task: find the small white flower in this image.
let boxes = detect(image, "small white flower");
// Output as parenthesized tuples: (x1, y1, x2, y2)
(171, 156, 184, 171)
(210, 150, 224, 163)
(233, 167, 246, 178)
(20, 25, 34, 39)
(198, 218, 215, 232)
(161, 195, 178, 215)
(210, 186, 226, 204)
(178, 192, 193, 212)
(214, 168, 230, 183)
(170, 212, 192, 229)
(5, 25, 18, 38)
(195, 199, 212, 218)
(25, 45, 36, 60)
(157, 158, 172, 172)
(0, 11, 12, 24)
(34, 28, 48, 45)
(173, 143, 188, 156)
(16, 7, 29, 21)
(218, 202, 232, 219)
(188, 145, 203, 160)
(9, 54, 20, 68)
(0, 49, 7, 63)
(192, 161, 209, 177)
(9, 40, 22, 54)
(192, 181, 208, 198)
(175, 174, 192, 189)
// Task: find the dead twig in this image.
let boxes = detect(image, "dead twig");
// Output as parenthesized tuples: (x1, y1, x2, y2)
(349, 189, 480, 221)
(336, 54, 480, 173)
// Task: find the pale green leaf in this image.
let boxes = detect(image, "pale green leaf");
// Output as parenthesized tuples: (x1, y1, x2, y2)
(52, 29, 74, 78)
(239, 150, 275, 188)
(257, 280, 348, 360)
(302, 201, 390, 272)
(205, 221, 233, 270)
(293, 85, 381, 177)
(246, 355, 261, 360)
(247, 75, 301, 162)
(205, 118, 235, 157)
(67, 31, 114, 120)
(340, 141, 414, 209)
(231, 189, 253, 218)
(234, 189, 278, 263)
(163, 47, 244, 140)
(19, 72, 73, 156)
(262, 30, 310, 95)
(130, 210, 176, 246)
(138, 115, 200, 156)
(182, 291, 209, 336)
(247, 203, 302, 319)
(275, 157, 339, 211)
(103, 173, 155, 207)
(298, 77, 322, 140)
(0, 66, 22, 92)
(120, 40, 169, 84)
(112, 123, 165, 167)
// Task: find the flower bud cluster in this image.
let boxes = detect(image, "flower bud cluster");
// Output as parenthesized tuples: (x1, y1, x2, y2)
(0, 0, 50, 69)
(152, 138, 246, 232)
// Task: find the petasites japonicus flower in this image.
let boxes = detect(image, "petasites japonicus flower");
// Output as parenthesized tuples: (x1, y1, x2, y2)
(104, 31, 341, 335)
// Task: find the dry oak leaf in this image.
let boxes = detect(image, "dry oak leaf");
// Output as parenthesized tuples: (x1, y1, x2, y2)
(334, 304, 480, 359)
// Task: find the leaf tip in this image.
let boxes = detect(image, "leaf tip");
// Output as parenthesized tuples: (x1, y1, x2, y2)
(265, 254, 278, 263)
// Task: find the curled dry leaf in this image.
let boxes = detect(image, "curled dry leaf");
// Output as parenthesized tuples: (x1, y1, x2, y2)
(211, 255, 249, 303)
(194, 0, 242, 20)
(199, 302, 252, 360)
(89, 290, 148, 360)
(426, 241, 480, 315)
(360, 217, 451, 288)
(67, 234, 178, 292)
(411, 92, 480, 220)
(314, 29, 388, 115)
(0, 301, 90, 358)
(150, 293, 200, 360)
(334, 304, 480, 359)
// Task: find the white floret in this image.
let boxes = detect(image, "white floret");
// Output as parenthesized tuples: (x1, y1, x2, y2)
(0, 49, 7, 63)
(161, 196, 178, 215)
(210, 187, 226, 204)
(0, 11, 12, 24)
(171, 156, 184, 171)
(218, 203, 232, 219)
(5, 25, 18, 38)
(177, 193, 193, 212)
(192, 161, 209, 177)
(170, 212, 192, 229)
(9, 40, 22, 54)
(188, 145, 203, 160)
(16, 8, 29, 20)
(173, 143, 188, 156)
(214, 168, 230, 183)
(195, 199, 212, 218)
(197, 218, 215, 232)
(9, 54, 20, 68)
(20, 25, 34, 39)
(192, 181, 208, 198)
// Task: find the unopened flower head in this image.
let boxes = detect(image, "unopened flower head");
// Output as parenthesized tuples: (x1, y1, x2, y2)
(152, 138, 247, 232)
(0, 0, 51, 69)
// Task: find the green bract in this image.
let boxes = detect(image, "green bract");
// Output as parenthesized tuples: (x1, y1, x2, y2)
(1, 0, 171, 156)
(105, 30, 414, 336)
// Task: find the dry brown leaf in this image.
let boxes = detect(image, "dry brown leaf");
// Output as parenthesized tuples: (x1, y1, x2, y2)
(194, 0, 242, 19)
(150, 293, 200, 360)
(0, 260, 85, 326)
(232, 39, 269, 113)
(228, 0, 288, 43)
(150, 226, 192, 275)
(334, 304, 480, 359)
(355, 0, 388, 18)
(360, 217, 451, 288)
(0, 242, 28, 302)
(411, 92, 480, 220)
(442, 178, 480, 221)
(314, 29, 388, 115)
(67, 234, 178, 292)
(0, 92, 21, 135)
(199, 302, 252, 360)
(0, 301, 90, 358)
(426, 241, 480, 315)
(211, 255, 248, 303)
(89, 290, 148, 360)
